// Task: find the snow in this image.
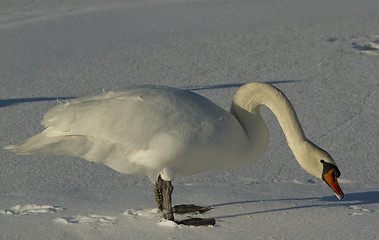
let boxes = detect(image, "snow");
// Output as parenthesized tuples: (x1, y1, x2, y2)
(0, 204, 63, 215)
(0, 0, 378, 239)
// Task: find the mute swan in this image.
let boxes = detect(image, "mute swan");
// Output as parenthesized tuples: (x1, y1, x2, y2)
(5, 82, 344, 226)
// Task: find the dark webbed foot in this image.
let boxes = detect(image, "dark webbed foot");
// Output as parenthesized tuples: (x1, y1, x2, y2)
(154, 175, 215, 226)
(173, 204, 214, 226)
(173, 204, 212, 215)
(176, 217, 216, 226)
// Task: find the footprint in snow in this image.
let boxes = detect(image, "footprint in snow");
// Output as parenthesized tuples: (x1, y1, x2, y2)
(0, 204, 63, 215)
(56, 215, 117, 224)
(55, 209, 160, 226)
(347, 205, 379, 216)
(351, 35, 379, 56)
(327, 35, 379, 56)
(0, 204, 118, 226)
(124, 208, 160, 218)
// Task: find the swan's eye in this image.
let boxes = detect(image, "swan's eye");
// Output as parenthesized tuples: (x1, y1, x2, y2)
(320, 159, 325, 163)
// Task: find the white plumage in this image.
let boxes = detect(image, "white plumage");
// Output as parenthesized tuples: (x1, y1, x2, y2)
(5, 82, 343, 197)
(6, 85, 255, 182)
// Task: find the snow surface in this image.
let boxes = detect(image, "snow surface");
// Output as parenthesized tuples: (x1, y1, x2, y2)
(0, 0, 378, 239)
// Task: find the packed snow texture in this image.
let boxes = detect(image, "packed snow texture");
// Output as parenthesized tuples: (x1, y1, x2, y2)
(0, 0, 378, 239)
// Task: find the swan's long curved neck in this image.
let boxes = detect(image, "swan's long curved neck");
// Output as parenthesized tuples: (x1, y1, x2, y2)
(232, 82, 306, 150)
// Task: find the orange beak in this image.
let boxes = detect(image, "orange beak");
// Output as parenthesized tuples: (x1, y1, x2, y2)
(322, 169, 344, 200)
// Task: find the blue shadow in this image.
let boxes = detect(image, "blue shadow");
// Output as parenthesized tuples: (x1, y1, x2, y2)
(183, 80, 302, 91)
(0, 97, 75, 108)
(211, 190, 379, 219)
(1, 80, 301, 108)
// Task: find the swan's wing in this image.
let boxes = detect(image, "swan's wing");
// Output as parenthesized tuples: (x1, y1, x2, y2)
(6, 87, 244, 180)
(41, 87, 233, 148)
(42, 89, 172, 148)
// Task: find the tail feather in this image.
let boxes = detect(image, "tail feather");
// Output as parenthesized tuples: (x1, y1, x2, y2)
(4, 128, 150, 176)
(4, 132, 65, 155)
(4, 128, 89, 156)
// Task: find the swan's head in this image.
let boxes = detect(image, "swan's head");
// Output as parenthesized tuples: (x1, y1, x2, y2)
(294, 141, 344, 200)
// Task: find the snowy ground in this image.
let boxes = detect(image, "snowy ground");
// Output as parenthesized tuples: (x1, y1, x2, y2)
(1, 0, 378, 239)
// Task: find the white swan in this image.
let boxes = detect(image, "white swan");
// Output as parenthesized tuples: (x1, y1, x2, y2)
(5, 82, 344, 225)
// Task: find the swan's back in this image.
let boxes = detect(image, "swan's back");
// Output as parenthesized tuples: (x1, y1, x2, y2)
(7, 86, 250, 181)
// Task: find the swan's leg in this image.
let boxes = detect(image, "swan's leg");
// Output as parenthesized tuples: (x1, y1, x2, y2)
(154, 175, 164, 212)
(161, 177, 174, 221)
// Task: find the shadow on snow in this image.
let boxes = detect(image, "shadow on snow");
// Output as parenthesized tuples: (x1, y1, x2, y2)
(212, 191, 379, 219)
(183, 80, 303, 91)
(1, 80, 301, 108)
(0, 97, 75, 108)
